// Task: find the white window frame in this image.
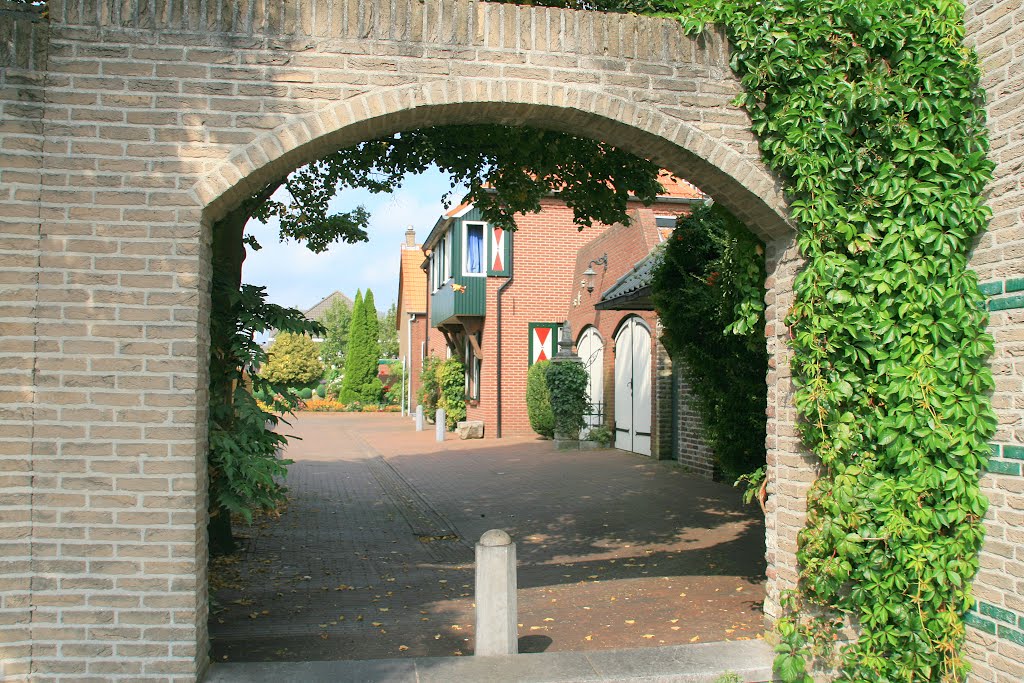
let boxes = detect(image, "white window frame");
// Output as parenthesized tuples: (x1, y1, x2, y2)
(464, 334, 481, 401)
(431, 231, 452, 293)
(461, 221, 487, 277)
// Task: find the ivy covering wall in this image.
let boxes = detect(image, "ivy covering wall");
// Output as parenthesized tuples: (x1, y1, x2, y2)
(668, 0, 996, 680)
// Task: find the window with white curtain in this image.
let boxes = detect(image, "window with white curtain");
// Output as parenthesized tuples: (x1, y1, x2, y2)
(463, 222, 485, 276)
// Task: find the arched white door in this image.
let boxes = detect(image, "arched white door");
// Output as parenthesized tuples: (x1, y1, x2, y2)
(576, 327, 604, 432)
(614, 318, 652, 456)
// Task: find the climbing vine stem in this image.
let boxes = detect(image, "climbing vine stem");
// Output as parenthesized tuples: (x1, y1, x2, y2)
(670, 0, 997, 680)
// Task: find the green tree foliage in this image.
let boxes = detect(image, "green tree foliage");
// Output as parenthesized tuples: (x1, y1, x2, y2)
(383, 362, 406, 406)
(340, 290, 384, 404)
(379, 302, 400, 359)
(418, 355, 442, 417)
(416, 356, 466, 430)
(261, 332, 324, 386)
(246, 126, 662, 248)
(671, 1, 996, 681)
(526, 360, 555, 438)
(207, 278, 321, 555)
(319, 297, 352, 369)
(362, 289, 381, 361)
(651, 204, 767, 482)
(545, 361, 589, 439)
(436, 358, 467, 430)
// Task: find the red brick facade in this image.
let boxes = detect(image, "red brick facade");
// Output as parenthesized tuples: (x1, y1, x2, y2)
(419, 193, 712, 474)
(468, 198, 607, 436)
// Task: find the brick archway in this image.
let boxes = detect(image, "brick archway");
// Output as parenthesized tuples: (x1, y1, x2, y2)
(196, 87, 792, 243)
(0, 0, 809, 678)
(14, 0, 996, 679)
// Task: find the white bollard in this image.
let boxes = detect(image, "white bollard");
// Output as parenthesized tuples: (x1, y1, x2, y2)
(435, 408, 445, 442)
(474, 530, 518, 656)
(415, 405, 424, 431)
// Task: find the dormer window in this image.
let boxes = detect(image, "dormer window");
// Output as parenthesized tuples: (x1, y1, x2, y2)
(463, 222, 485, 276)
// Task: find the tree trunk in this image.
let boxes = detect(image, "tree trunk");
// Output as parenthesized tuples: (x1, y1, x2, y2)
(207, 507, 237, 556)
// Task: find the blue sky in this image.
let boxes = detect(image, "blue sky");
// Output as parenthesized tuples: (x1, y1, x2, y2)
(242, 167, 466, 313)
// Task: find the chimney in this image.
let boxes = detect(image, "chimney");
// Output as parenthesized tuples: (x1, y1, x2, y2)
(404, 225, 416, 247)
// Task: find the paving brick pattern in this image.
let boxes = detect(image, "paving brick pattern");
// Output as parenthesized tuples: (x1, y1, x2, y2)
(209, 413, 766, 663)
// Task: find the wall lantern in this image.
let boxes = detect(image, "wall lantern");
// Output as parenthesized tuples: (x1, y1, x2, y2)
(582, 253, 608, 293)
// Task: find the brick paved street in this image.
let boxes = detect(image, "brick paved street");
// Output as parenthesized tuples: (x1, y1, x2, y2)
(209, 413, 766, 663)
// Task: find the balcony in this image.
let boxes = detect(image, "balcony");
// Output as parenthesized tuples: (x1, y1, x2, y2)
(431, 276, 485, 327)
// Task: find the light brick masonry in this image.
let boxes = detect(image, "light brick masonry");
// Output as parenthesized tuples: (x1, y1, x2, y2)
(0, 0, 1019, 681)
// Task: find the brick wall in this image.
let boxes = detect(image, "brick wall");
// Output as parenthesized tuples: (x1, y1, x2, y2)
(565, 207, 697, 463)
(471, 198, 616, 436)
(0, 0, 927, 679)
(672, 368, 716, 479)
(963, 1, 1024, 680)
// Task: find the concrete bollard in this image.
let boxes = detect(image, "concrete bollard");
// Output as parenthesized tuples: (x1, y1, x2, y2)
(435, 408, 446, 442)
(415, 405, 424, 431)
(474, 530, 518, 656)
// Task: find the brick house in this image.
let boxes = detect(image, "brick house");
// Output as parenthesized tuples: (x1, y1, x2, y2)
(571, 218, 716, 477)
(396, 227, 433, 411)
(421, 174, 714, 465)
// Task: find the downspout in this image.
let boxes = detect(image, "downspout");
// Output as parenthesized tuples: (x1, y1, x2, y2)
(495, 247, 514, 439)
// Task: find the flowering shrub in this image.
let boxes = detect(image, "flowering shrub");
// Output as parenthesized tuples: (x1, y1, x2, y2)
(302, 398, 346, 412)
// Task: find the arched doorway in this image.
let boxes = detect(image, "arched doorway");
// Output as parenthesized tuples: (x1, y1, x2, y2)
(576, 326, 604, 433)
(614, 317, 652, 456)
(0, 1, 803, 674)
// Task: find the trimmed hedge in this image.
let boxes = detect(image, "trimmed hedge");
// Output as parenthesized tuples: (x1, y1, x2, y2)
(526, 360, 554, 438)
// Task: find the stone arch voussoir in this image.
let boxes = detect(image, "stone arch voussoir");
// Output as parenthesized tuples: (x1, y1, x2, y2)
(194, 80, 792, 242)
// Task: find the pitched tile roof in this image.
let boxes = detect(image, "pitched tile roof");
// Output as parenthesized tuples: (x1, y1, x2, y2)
(303, 290, 353, 321)
(398, 244, 427, 317)
(594, 246, 663, 311)
(656, 170, 705, 200)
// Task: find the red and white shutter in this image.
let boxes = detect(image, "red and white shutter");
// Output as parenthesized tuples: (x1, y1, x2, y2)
(530, 324, 556, 364)
(490, 227, 505, 273)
